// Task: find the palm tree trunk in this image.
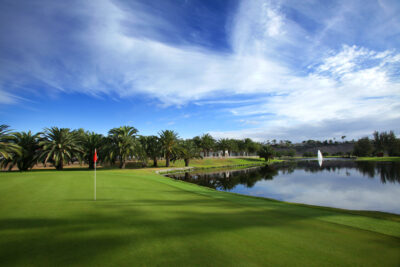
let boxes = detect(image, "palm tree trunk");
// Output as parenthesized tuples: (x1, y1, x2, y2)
(57, 161, 63, 170)
(166, 153, 170, 167)
(185, 159, 189, 167)
(89, 160, 94, 169)
(153, 157, 158, 167)
(119, 156, 125, 168)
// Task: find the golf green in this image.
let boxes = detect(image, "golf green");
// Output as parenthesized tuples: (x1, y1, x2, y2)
(0, 169, 399, 266)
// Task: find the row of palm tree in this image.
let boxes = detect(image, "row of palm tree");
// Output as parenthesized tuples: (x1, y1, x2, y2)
(0, 125, 273, 171)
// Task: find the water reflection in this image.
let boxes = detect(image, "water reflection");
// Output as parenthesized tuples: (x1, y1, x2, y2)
(177, 165, 278, 191)
(169, 161, 400, 189)
(166, 160, 400, 213)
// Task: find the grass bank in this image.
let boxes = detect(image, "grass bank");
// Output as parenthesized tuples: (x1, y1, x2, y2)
(26, 157, 271, 171)
(143, 157, 274, 168)
(356, 157, 400, 162)
(0, 168, 399, 266)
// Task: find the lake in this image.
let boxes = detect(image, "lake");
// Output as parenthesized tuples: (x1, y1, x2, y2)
(166, 159, 400, 214)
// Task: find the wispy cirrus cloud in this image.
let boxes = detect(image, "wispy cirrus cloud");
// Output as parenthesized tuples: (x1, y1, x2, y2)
(0, 0, 399, 139)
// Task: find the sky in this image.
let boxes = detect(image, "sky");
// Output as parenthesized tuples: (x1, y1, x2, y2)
(0, 0, 399, 142)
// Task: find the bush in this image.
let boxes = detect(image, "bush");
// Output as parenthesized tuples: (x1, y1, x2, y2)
(302, 152, 314, 157)
(280, 149, 296, 157)
(353, 137, 373, 157)
(388, 139, 400, 156)
(258, 145, 275, 161)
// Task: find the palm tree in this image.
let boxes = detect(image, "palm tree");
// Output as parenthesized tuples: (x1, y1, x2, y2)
(258, 144, 275, 162)
(236, 139, 246, 156)
(82, 132, 104, 169)
(108, 126, 138, 168)
(159, 130, 179, 167)
(200, 133, 215, 157)
(244, 138, 260, 156)
(172, 139, 202, 167)
(135, 136, 150, 167)
(0, 125, 21, 167)
(102, 136, 118, 166)
(140, 135, 162, 167)
(40, 127, 82, 170)
(227, 139, 238, 157)
(217, 138, 230, 157)
(5, 131, 42, 171)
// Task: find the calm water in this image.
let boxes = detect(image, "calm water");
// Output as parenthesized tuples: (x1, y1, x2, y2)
(166, 159, 400, 214)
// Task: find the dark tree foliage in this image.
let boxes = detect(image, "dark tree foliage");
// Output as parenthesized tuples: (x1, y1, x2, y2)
(217, 138, 230, 157)
(107, 126, 138, 169)
(353, 137, 373, 157)
(159, 130, 179, 167)
(373, 131, 398, 156)
(199, 134, 215, 157)
(258, 144, 275, 162)
(40, 127, 82, 170)
(303, 152, 314, 157)
(82, 132, 104, 169)
(7, 131, 42, 171)
(0, 125, 21, 166)
(171, 139, 202, 167)
(139, 135, 162, 167)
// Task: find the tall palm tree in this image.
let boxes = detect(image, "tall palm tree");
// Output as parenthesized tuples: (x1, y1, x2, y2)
(236, 139, 246, 156)
(227, 139, 238, 157)
(217, 138, 230, 157)
(102, 136, 118, 166)
(108, 126, 138, 168)
(0, 125, 21, 166)
(159, 130, 179, 167)
(172, 139, 202, 167)
(82, 131, 104, 169)
(40, 127, 82, 170)
(140, 135, 162, 167)
(5, 131, 42, 171)
(200, 133, 215, 157)
(135, 136, 150, 167)
(244, 138, 260, 156)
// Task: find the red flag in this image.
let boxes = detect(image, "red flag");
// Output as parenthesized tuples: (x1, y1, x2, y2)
(94, 149, 98, 163)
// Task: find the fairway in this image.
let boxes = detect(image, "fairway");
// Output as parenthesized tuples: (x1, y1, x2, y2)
(0, 169, 399, 266)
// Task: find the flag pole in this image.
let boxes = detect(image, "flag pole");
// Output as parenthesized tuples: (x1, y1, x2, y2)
(94, 148, 97, 201)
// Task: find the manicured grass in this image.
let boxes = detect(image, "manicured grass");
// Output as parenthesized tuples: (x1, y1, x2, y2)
(356, 157, 400, 162)
(28, 157, 274, 171)
(0, 169, 399, 266)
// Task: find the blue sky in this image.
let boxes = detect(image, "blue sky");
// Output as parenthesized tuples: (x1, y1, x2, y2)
(0, 0, 399, 141)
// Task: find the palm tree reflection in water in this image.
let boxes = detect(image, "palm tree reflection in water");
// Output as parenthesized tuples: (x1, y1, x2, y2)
(167, 160, 400, 190)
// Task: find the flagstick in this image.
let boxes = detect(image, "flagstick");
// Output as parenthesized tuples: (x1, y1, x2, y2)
(94, 159, 96, 201)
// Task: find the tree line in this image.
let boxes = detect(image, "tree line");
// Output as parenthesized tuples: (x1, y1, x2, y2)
(353, 131, 400, 157)
(1, 125, 398, 171)
(0, 125, 272, 171)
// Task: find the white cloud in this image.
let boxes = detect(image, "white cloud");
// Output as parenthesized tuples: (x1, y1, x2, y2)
(0, 0, 399, 139)
(0, 89, 18, 104)
(264, 4, 285, 37)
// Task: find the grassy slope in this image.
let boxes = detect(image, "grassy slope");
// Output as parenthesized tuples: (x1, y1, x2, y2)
(0, 169, 399, 266)
(142, 157, 272, 168)
(356, 157, 400, 162)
